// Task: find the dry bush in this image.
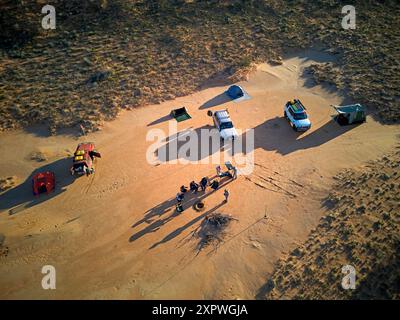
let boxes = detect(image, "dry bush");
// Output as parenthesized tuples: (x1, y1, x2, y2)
(0, 176, 17, 193)
(193, 213, 237, 253)
(0, 1, 399, 134)
(260, 148, 400, 299)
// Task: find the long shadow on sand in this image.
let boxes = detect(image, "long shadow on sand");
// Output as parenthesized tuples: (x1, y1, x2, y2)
(149, 201, 226, 250)
(0, 158, 75, 215)
(255, 117, 358, 155)
(238, 116, 360, 156)
(154, 117, 359, 163)
(199, 92, 231, 110)
(155, 124, 220, 162)
(131, 172, 220, 229)
(129, 175, 233, 243)
(147, 114, 172, 127)
(255, 278, 275, 300)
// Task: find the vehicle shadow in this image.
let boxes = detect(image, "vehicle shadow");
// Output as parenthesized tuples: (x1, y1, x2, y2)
(129, 175, 233, 243)
(199, 92, 231, 109)
(155, 124, 222, 162)
(234, 116, 360, 156)
(155, 116, 359, 163)
(0, 157, 75, 215)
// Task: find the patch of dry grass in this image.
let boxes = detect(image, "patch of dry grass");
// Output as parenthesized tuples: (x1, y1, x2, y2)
(0, 0, 399, 134)
(260, 147, 400, 299)
(0, 176, 17, 193)
(0, 233, 8, 258)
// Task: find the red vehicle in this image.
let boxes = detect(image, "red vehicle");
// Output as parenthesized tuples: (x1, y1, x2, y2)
(71, 142, 101, 176)
(32, 171, 55, 196)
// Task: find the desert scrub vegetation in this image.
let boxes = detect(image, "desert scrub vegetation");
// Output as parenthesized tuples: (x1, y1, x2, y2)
(259, 147, 400, 299)
(0, 0, 399, 134)
(0, 176, 17, 193)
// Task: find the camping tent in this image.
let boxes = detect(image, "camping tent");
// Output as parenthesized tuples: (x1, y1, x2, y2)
(170, 107, 191, 122)
(226, 85, 245, 100)
(333, 104, 366, 125)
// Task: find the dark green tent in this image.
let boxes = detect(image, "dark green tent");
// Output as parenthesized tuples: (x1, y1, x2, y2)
(170, 107, 191, 122)
(333, 104, 366, 125)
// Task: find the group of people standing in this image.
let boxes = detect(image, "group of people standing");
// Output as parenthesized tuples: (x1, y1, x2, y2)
(175, 164, 237, 212)
(176, 176, 210, 205)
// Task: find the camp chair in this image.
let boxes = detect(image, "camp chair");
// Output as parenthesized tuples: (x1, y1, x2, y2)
(225, 161, 234, 171)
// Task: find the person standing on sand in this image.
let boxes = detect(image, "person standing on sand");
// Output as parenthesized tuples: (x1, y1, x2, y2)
(190, 181, 199, 193)
(232, 166, 238, 179)
(176, 193, 184, 203)
(224, 189, 230, 203)
(216, 165, 222, 177)
(79, 124, 86, 136)
(210, 179, 219, 191)
(176, 202, 184, 213)
(200, 177, 208, 191)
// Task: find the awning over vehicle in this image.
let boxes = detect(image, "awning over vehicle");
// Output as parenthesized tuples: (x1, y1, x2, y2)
(334, 104, 365, 114)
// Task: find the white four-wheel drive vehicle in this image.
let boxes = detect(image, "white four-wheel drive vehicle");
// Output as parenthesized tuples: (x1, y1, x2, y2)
(284, 99, 311, 132)
(212, 109, 238, 141)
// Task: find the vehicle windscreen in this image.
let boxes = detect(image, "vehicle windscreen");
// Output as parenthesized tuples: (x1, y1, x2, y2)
(220, 121, 233, 130)
(293, 112, 307, 120)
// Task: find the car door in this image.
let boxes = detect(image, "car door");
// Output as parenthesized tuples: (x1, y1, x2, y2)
(91, 151, 101, 158)
(213, 115, 220, 131)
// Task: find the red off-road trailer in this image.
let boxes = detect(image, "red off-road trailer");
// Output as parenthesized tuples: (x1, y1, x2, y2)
(32, 171, 55, 196)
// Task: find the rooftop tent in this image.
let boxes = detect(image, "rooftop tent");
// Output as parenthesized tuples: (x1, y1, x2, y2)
(333, 104, 366, 125)
(170, 107, 191, 122)
(226, 85, 244, 100)
(289, 99, 306, 112)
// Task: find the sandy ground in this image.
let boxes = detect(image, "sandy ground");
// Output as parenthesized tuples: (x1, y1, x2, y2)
(0, 50, 399, 299)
